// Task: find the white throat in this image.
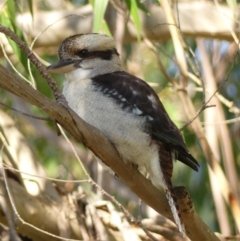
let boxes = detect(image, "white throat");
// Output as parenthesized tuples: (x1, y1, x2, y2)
(65, 55, 124, 83)
(65, 68, 92, 82)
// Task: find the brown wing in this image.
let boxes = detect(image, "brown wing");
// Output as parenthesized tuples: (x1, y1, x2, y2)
(92, 71, 199, 171)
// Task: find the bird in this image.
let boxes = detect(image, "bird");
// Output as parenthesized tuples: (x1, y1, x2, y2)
(47, 33, 199, 235)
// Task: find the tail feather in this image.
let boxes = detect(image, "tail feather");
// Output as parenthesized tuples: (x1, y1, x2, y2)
(165, 187, 186, 235)
(159, 144, 186, 236)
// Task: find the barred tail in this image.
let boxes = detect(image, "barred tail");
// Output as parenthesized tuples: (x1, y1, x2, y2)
(165, 186, 186, 235)
(158, 145, 186, 236)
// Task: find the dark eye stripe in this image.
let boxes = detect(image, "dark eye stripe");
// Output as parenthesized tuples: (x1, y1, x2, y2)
(74, 49, 119, 60)
(90, 50, 113, 60)
(77, 49, 89, 58)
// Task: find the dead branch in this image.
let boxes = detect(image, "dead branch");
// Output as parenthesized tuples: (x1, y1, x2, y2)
(197, 39, 236, 235)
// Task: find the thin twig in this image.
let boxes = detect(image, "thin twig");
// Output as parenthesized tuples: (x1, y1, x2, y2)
(180, 38, 239, 130)
(0, 102, 52, 121)
(58, 124, 160, 241)
(0, 39, 32, 86)
(0, 144, 82, 241)
(143, 38, 175, 86)
(0, 24, 66, 104)
(0, 146, 22, 241)
(3, 164, 89, 183)
(179, 103, 216, 131)
(27, 14, 87, 87)
(0, 187, 82, 241)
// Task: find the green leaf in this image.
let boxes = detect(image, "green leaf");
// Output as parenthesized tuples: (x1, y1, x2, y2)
(136, 0, 148, 14)
(0, 10, 20, 59)
(226, 0, 237, 13)
(3, 0, 29, 74)
(27, 0, 34, 18)
(125, 0, 142, 41)
(91, 0, 109, 33)
(6, 0, 17, 32)
(101, 20, 112, 36)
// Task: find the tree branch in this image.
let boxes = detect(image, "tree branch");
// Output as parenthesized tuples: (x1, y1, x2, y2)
(0, 64, 219, 241)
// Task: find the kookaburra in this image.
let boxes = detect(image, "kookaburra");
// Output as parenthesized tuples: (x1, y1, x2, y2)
(47, 33, 199, 235)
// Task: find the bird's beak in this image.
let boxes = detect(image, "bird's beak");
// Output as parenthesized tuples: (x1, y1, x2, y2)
(47, 59, 79, 74)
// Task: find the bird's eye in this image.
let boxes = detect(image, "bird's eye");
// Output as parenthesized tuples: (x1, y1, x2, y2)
(77, 49, 89, 58)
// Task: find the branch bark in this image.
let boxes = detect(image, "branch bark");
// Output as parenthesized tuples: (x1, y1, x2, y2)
(0, 64, 220, 241)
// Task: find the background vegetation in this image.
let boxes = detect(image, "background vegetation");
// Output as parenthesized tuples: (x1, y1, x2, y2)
(0, 0, 239, 240)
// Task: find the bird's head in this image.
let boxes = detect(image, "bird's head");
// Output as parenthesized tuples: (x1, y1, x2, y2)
(47, 33, 123, 78)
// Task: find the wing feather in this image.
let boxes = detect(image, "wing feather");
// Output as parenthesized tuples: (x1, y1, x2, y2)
(92, 71, 199, 171)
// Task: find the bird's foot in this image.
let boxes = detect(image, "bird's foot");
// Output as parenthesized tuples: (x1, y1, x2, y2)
(56, 93, 68, 108)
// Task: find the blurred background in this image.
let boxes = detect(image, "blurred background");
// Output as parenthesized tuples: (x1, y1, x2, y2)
(0, 0, 240, 240)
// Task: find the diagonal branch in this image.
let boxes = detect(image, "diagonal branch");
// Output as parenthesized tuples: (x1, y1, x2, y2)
(0, 64, 219, 241)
